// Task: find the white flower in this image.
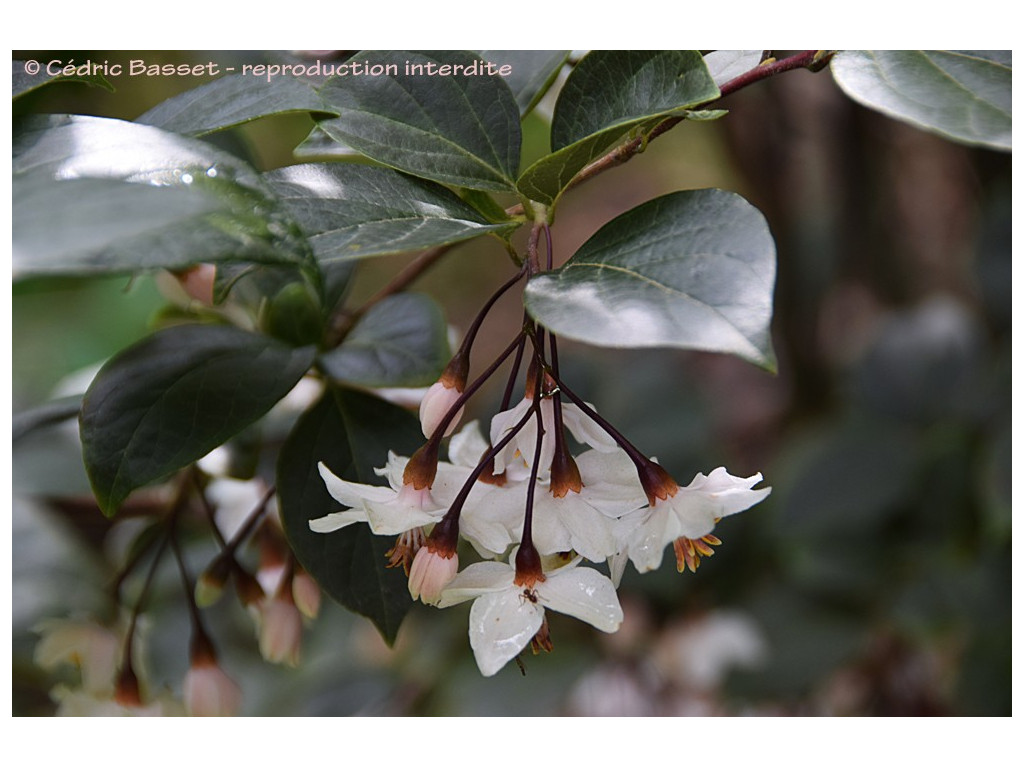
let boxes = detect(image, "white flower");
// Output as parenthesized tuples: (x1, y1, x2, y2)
(438, 556, 623, 676)
(618, 467, 770, 574)
(490, 397, 618, 482)
(480, 448, 646, 562)
(310, 455, 445, 535)
(34, 618, 122, 695)
(311, 425, 520, 557)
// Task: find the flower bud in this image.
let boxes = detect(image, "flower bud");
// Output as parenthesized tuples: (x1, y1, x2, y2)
(292, 568, 321, 620)
(195, 555, 232, 608)
(176, 264, 217, 306)
(183, 658, 242, 717)
(420, 351, 470, 438)
(408, 542, 459, 605)
(114, 663, 143, 707)
(419, 380, 465, 439)
(257, 591, 303, 667)
(233, 564, 266, 608)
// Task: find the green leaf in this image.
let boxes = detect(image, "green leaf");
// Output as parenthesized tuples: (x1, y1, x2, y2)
(293, 124, 363, 160)
(13, 115, 310, 278)
(263, 282, 325, 347)
(524, 189, 777, 369)
(318, 51, 522, 191)
(277, 385, 422, 644)
(264, 163, 517, 263)
(80, 324, 315, 515)
(517, 51, 720, 208)
(319, 293, 449, 387)
(830, 50, 1011, 151)
(703, 50, 763, 87)
(136, 74, 337, 136)
(12, 60, 114, 99)
(477, 50, 570, 116)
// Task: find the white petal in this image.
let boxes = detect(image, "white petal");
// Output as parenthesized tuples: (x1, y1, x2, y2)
(562, 402, 618, 452)
(436, 561, 515, 608)
(683, 468, 772, 518)
(459, 508, 516, 559)
(530, 496, 573, 555)
(459, 484, 526, 557)
(308, 508, 368, 533)
(538, 566, 623, 633)
(624, 507, 673, 572)
(575, 447, 639, 485)
(489, 398, 531, 474)
(363, 497, 441, 536)
(556, 496, 620, 562)
(318, 462, 394, 507)
(607, 552, 628, 588)
(575, 449, 649, 517)
(448, 420, 490, 468)
(468, 590, 544, 676)
(662, 495, 717, 540)
(427, 462, 476, 507)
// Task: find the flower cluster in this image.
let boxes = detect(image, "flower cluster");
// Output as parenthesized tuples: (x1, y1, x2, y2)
(310, 257, 771, 677)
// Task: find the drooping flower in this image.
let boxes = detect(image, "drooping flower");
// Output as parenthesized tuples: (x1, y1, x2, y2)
(312, 425, 521, 558)
(615, 466, 771, 576)
(407, 543, 459, 605)
(255, 589, 303, 667)
(291, 567, 321, 620)
(437, 555, 624, 677)
(183, 657, 242, 717)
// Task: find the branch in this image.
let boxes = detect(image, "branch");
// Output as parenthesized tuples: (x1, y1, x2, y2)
(566, 50, 834, 193)
(326, 243, 454, 346)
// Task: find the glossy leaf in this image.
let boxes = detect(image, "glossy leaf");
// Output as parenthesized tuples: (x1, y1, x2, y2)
(80, 324, 315, 515)
(318, 51, 522, 191)
(524, 189, 777, 369)
(477, 50, 570, 116)
(319, 293, 449, 387)
(703, 50, 764, 87)
(264, 163, 517, 263)
(830, 50, 1011, 151)
(293, 124, 363, 160)
(14, 176, 228, 277)
(12, 61, 114, 99)
(13, 115, 310, 277)
(277, 385, 422, 644)
(263, 282, 325, 347)
(517, 51, 719, 207)
(137, 74, 337, 135)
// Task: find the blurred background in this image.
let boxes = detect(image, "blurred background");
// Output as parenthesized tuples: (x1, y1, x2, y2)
(12, 51, 1012, 715)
